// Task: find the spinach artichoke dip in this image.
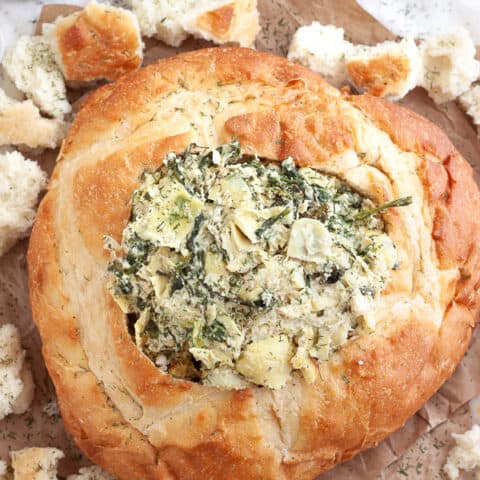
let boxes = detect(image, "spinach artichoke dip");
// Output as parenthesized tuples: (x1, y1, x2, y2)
(106, 142, 411, 390)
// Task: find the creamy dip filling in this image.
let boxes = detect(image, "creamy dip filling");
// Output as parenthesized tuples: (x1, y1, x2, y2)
(106, 142, 409, 389)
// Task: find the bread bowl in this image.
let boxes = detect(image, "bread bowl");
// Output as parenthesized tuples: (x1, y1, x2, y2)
(27, 47, 480, 480)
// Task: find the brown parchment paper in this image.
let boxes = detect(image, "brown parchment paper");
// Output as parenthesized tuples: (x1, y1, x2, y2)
(1, 1, 479, 478)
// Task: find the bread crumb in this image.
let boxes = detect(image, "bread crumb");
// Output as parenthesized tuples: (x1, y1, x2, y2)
(0, 88, 67, 149)
(419, 27, 480, 104)
(0, 324, 34, 420)
(43, 1, 143, 83)
(0, 151, 47, 257)
(10, 448, 63, 480)
(2, 36, 71, 118)
(42, 400, 60, 417)
(444, 424, 480, 480)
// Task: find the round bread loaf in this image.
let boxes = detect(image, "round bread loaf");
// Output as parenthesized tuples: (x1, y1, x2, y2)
(28, 47, 480, 480)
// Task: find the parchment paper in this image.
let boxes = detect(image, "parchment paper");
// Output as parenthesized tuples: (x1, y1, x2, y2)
(0, 1, 479, 478)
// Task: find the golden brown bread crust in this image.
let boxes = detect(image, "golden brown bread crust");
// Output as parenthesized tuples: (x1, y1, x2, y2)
(27, 47, 480, 480)
(347, 54, 410, 97)
(50, 2, 143, 82)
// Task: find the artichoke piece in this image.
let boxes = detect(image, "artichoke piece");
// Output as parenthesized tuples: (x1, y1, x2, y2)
(134, 309, 151, 348)
(237, 285, 264, 303)
(291, 326, 314, 370)
(204, 250, 228, 278)
(221, 222, 267, 274)
(219, 314, 244, 356)
(150, 274, 169, 300)
(232, 207, 293, 244)
(221, 207, 291, 274)
(133, 180, 203, 251)
(331, 322, 349, 347)
(113, 293, 132, 314)
(146, 247, 181, 275)
(208, 173, 253, 208)
(236, 335, 293, 389)
(287, 218, 332, 262)
(189, 347, 233, 369)
(232, 209, 261, 244)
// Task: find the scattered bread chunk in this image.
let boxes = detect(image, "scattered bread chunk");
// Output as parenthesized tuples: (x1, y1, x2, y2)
(2, 36, 71, 118)
(0, 88, 67, 148)
(459, 85, 480, 133)
(42, 1, 143, 83)
(128, 0, 259, 47)
(346, 38, 421, 100)
(10, 448, 63, 480)
(0, 151, 47, 257)
(288, 22, 421, 98)
(67, 465, 116, 480)
(0, 324, 34, 420)
(419, 27, 480, 104)
(444, 424, 480, 480)
(184, 0, 258, 47)
(287, 22, 355, 87)
(128, 0, 188, 45)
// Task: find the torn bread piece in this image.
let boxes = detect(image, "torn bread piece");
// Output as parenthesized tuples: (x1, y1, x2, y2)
(288, 22, 479, 103)
(43, 1, 143, 83)
(0, 88, 67, 148)
(0, 151, 47, 257)
(459, 85, 480, 134)
(288, 23, 420, 99)
(128, 0, 259, 48)
(2, 36, 71, 118)
(10, 448, 63, 480)
(0, 324, 35, 420)
(127, 0, 189, 45)
(419, 27, 480, 104)
(287, 22, 355, 87)
(444, 424, 480, 480)
(184, 0, 258, 47)
(67, 466, 116, 480)
(346, 38, 421, 100)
